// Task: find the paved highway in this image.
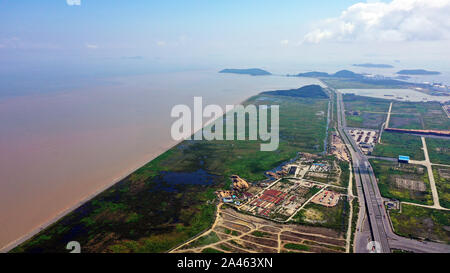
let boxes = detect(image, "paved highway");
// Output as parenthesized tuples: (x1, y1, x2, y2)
(334, 89, 450, 253)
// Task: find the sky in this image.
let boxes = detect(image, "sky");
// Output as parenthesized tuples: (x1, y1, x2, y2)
(1, 0, 450, 94)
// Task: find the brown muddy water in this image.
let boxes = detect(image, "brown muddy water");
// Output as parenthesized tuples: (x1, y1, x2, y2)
(0, 70, 321, 250)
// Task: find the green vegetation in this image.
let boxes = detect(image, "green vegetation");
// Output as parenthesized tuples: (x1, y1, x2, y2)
(343, 94, 390, 113)
(284, 243, 310, 251)
(338, 161, 350, 188)
(201, 248, 224, 253)
(373, 132, 424, 160)
(291, 199, 349, 236)
(182, 231, 220, 249)
(391, 102, 450, 130)
(392, 249, 413, 253)
(370, 159, 433, 205)
(389, 114, 422, 129)
(251, 231, 271, 238)
(261, 85, 328, 99)
(349, 199, 359, 253)
(390, 204, 449, 243)
(427, 138, 450, 165)
(343, 94, 389, 129)
(218, 244, 231, 251)
(433, 167, 450, 209)
(14, 93, 329, 253)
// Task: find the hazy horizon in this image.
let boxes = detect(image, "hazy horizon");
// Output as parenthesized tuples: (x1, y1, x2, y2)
(1, 0, 450, 253)
(2, 0, 450, 99)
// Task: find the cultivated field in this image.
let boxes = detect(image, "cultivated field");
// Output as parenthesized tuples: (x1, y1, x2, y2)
(391, 102, 450, 131)
(370, 159, 433, 205)
(174, 207, 346, 253)
(343, 94, 389, 129)
(372, 132, 425, 160)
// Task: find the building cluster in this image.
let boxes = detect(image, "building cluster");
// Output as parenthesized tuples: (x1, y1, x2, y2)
(243, 179, 314, 220)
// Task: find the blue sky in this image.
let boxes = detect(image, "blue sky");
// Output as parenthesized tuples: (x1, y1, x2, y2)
(0, 1, 362, 56)
(1, 0, 449, 88)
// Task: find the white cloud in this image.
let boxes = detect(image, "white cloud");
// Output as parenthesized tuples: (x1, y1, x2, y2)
(66, 0, 81, 6)
(85, 44, 98, 49)
(280, 40, 289, 45)
(303, 0, 450, 43)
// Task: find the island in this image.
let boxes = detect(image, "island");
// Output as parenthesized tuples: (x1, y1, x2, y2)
(353, 63, 394, 68)
(295, 71, 330, 77)
(296, 70, 364, 79)
(260, 84, 328, 98)
(397, 69, 441, 75)
(219, 68, 272, 76)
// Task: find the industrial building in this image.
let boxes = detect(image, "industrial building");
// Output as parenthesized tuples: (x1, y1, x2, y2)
(398, 155, 410, 164)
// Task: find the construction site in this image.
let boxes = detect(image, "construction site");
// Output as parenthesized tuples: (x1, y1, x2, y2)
(229, 153, 346, 222)
(330, 132, 350, 161)
(311, 190, 341, 207)
(216, 175, 252, 205)
(204, 149, 351, 253)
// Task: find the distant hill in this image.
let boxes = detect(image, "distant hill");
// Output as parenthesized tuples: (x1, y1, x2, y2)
(219, 68, 272, 76)
(353, 63, 394, 68)
(397, 69, 440, 75)
(333, 70, 364, 79)
(261, 84, 328, 98)
(296, 71, 330, 77)
(295, 70, 365, 79)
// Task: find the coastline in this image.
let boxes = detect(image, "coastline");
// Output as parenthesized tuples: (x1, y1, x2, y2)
(1, 75, 321, 253)
(0, 143, 176, 253)
(0, 95, 252, 253)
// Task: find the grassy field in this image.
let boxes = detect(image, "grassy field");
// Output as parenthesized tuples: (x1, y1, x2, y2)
(391, 102, 450, 130)
(370, 159, 433, 205)
(12, 93, 329, 253)
(390, 204, 450, 243)
(372, 132, 425, 160)
(343, 94, 389, 129)
(389, 113, 423, 129)
(343, 94, 390, 113)
(433, 167, 450, 209)
(180, 231, 220, 249)
(427, 138, 450, 165)
(290, 199, 349, 237)
(347, 112, 386, 129)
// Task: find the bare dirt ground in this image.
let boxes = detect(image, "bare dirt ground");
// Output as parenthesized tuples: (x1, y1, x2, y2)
(172, 206, 346, 253)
